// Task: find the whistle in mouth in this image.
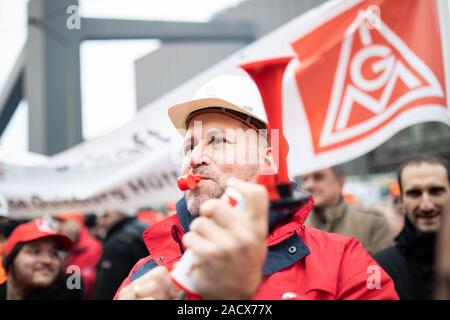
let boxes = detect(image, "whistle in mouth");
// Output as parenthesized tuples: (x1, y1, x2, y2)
(177, 174, 203, 191)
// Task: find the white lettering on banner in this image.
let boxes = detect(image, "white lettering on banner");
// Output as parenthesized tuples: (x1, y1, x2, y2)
(1, 159, 181, 217)
(48, 128, 173, 171)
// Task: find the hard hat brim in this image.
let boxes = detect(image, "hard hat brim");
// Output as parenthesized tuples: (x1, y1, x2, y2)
(168, 97, 267, 135)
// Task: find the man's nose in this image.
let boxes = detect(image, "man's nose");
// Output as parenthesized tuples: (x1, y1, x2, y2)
(40, 252, 55, 264)
(189, 143, 211, 168)
(419, 193, 435, 212)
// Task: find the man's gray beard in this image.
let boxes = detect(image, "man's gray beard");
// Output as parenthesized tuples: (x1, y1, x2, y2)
(186, 184, 225, 216)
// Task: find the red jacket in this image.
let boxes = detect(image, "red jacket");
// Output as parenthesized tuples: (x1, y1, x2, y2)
(64, 227, 102, 299)
(114, 196, 398, 300)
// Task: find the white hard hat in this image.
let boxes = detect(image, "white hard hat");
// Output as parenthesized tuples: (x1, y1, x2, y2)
(168, 75, 268, 133)
(0, 193, 9, 218)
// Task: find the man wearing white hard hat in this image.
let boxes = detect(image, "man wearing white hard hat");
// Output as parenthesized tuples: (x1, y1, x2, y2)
(114, 75, 398, 300)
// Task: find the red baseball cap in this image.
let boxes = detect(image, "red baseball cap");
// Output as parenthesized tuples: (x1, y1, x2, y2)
(4, 219, 73, 256)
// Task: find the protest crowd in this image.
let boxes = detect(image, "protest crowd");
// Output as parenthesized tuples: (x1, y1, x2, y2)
(0, 0, 450, 303)
(0, 74, 449, 300)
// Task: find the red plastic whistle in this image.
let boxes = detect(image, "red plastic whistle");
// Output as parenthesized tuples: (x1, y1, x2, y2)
(177, 174, 203, 191)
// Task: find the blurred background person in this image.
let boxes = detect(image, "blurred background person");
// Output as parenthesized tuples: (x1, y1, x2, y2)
(0, 218, 82, 300)
(56, 212, 102, 300)
(83, 213, 102, 240)
(93, 209, 149, 300)
(435, 196, 450, 300)
(375, 155, 450, 300)
(1, 216, 30, 285)
(302, 166, 393, 255)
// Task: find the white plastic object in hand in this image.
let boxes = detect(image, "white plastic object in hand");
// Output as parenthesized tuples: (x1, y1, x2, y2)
(170, 187, 245, 296)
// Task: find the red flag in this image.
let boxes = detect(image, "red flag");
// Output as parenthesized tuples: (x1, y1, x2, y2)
(290, 0, 447, 157)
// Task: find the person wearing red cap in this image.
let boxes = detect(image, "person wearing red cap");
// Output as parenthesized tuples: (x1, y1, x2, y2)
(56, 212, 102, 300)
(0, 219, 83, 300)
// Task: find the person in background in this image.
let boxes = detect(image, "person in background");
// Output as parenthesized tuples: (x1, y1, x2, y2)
(56, 212, 102, 299)
(435, 197, 450, 299)
(302, 166, 393, 255)
(375, 155, 450, 300)
(0, 219, 83, 300)
(93, 209, 149, 300)
(83, 213, 101, 240)
(0, 212, 29, 285)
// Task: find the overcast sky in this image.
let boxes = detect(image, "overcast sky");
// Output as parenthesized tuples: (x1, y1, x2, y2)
(0, 0, 245, 160)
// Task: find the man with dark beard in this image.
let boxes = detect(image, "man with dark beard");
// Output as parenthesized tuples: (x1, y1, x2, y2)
(375, 155, 450, 300)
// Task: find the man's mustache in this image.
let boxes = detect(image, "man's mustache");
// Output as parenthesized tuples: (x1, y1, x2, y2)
(414, 208, 441, 218)
(190, 168, 218, 181)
